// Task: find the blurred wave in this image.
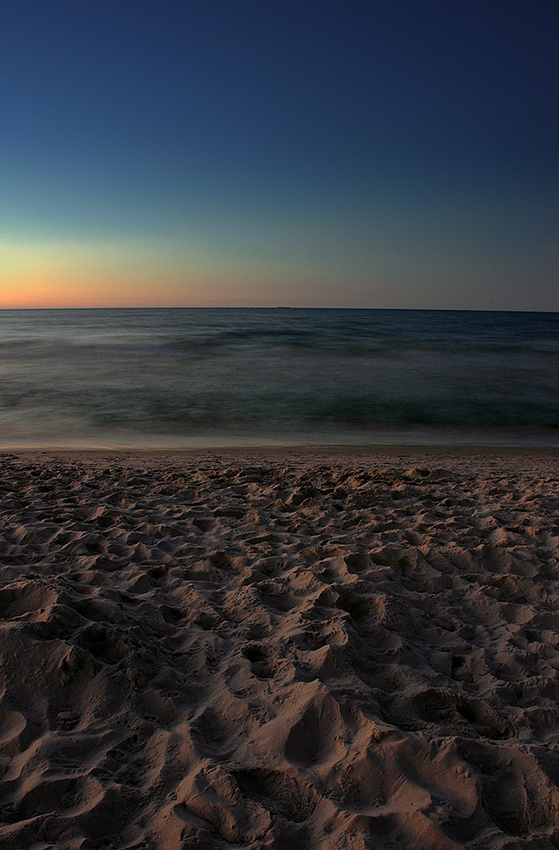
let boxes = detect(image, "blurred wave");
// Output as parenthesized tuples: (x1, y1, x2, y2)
(0, 308, 557, 446)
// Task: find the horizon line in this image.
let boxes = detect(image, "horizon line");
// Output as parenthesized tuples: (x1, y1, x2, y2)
(0, 305, 557, 314)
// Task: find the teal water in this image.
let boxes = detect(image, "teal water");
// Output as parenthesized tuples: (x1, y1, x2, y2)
(0, 308, 557, 447)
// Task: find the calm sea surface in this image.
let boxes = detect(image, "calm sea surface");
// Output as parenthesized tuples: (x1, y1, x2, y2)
(0, 308, 557, 448)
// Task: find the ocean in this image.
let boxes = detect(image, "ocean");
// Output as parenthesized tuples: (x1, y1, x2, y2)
(0, 308, 557, 448)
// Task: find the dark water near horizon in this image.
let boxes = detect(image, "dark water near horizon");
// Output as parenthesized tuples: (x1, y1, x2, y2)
(0, 308, 557, 448)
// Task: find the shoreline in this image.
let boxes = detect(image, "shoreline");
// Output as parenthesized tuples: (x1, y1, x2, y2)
(1, 441, 558, 461)
(0, 424, 557, 457)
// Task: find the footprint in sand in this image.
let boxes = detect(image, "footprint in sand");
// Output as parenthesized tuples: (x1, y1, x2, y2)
(233, 768, 319, 822)
(411, 688, 514, 740)
(190, 707, 238, 758)
(284, 694, 345, 768)
(242, 643, 276, 679)
(0, 581, 58, 622)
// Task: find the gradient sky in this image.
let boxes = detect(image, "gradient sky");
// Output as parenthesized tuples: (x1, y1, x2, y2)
(1, 0, 558, 309)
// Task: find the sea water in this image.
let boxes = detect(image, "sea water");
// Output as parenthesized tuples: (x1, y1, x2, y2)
(0, 308, 557, 448)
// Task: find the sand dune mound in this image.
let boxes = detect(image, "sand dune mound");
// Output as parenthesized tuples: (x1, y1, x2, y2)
(0, 450, 558, 849)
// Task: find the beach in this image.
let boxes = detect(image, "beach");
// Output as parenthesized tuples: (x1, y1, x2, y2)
(0, 446, 558, 849)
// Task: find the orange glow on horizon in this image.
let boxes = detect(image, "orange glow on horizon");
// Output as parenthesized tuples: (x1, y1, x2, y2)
(0, 265, 219, 308)
(0, 243, 391, 308)
(0, 261, 360, 309)
(0, 270, 322, 309)
(0, 240, 258, 308)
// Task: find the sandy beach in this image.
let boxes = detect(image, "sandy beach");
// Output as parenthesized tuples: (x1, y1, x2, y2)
(0, 447, 558, 849)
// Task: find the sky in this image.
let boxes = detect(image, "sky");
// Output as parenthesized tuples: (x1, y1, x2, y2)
(1, 0, 558, 309)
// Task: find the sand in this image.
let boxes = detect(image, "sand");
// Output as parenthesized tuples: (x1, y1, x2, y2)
(0, 447, 558, 850)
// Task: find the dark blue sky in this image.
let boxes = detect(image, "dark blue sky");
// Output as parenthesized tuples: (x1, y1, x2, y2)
(2, 0, 557, 307)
